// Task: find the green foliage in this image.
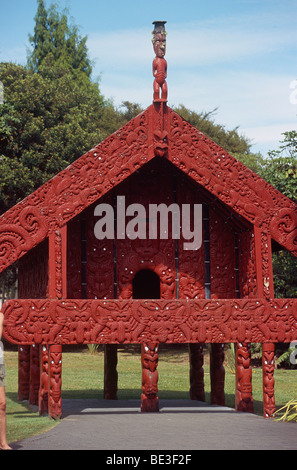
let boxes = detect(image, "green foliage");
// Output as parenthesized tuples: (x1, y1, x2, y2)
(119, 101, 143, 122)
(87, 344, 100, 354)
(261, 131, 297, 202)
(275, 346, 297, 369)
(272, 250, 297, 298)
(276, 399, 297, 422)
(98, 100, 144, 137)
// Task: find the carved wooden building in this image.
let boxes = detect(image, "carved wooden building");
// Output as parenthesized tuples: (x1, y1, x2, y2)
(1, 22, 297, 419)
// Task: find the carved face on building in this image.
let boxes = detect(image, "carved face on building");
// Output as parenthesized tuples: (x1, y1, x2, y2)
(153, 33, 166, 58)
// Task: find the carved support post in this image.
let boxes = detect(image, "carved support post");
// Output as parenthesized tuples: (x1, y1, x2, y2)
(254, 227, 275, 416)
(39, 345, 49, 415)
(48, 225, 67, 300)
(254, 227, 274, 300)
(46, 226, 66, 418)
(189, 343, 205, 401)
(210, 343, 225, 405)
(29, 344, 40, 406)
(104, 344, 118, 400)
(48, 344, 62, 420)
(235, 342, 254, 412)
(262, 342, 275, 418)
(141, 343, 159, 412)
(18, 345, 30, 401)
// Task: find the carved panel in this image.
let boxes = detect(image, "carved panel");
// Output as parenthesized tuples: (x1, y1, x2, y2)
(209, 206, 236, 299)
(177, 178, 205, 300)
(114, 160, 176, 301)
(85, 202, 114, 300)
(3, 298, 297, 346)
(18, 239, 48, 299)
(239, 230, 256, 298)
(67, 216, 82, 299)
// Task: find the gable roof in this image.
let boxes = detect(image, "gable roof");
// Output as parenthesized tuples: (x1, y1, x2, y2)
(0, 103, 296, 274)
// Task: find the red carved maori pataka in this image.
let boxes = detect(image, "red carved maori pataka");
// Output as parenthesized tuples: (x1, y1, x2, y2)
(0, 21, 297, 420)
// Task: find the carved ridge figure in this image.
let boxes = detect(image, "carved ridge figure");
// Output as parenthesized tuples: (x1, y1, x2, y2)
(152, 22, 167, 102)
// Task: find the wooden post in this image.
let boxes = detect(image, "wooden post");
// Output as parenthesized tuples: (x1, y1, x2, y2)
(18, 345, 30, 401)
(48, 344, 62, 419)
(29, 344, 40, 406)
(46, 225, 67, 418)
(39, 345, 49, 415)
(254, 227, 276, 417)
(141, 343, 159, 412)
(210, 343, 225, 406)
(189, 343, 205, 401)
(104, 345, 118, 400)
(235, 342, 254, 412)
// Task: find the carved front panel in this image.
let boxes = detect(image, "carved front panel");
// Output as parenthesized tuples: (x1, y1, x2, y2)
(3, 298, 297, 346)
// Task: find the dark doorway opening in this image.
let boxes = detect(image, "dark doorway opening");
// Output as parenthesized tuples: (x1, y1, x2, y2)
(132, 269, 160, 299)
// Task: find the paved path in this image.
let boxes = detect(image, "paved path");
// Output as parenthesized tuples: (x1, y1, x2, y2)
(11, 399, 297, 451)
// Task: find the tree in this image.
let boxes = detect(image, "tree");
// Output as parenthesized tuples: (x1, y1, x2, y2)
(28, 0, 92, 78)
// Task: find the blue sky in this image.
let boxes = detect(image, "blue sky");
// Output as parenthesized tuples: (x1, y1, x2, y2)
(1, 0, 297, 156)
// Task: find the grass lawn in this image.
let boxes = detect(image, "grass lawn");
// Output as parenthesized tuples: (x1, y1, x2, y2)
(4, 344, 297, 445)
